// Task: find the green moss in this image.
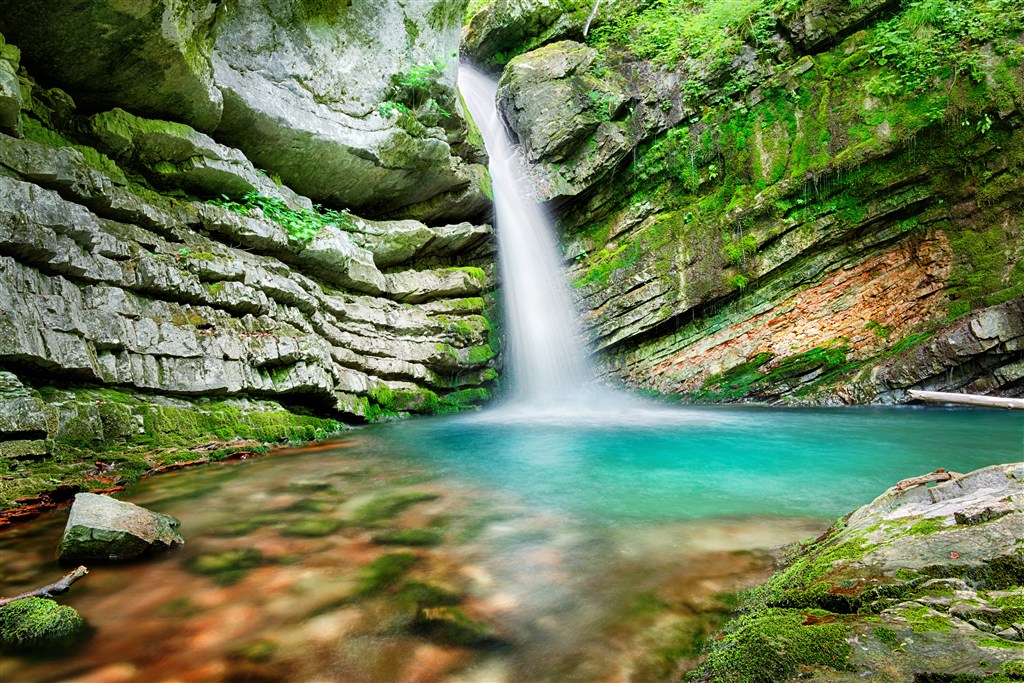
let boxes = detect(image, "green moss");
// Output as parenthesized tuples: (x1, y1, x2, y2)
(873, 625, 902, 649)
(281, 518, 345, 537)
(395, 581, 463, 609)
(184, 548, 266, 585)
(0, 598, 87, 648)
(20, 115, 128, 184)
(697, 608, 851, 682)
(907, 517, 947, 536)
(979, 638, 1024, 649)
(352, 491, 439, 525)
(355, 552, 419, 595)
(1002, 659, 1024, 678)
(901, 604, 952, 633)
(413, 605, 496, 646)
(372, 528, 444, 546)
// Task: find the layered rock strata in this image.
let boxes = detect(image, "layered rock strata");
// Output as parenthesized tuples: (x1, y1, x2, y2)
(483, 0, 1024, 403)
(0, 34, 498, 506)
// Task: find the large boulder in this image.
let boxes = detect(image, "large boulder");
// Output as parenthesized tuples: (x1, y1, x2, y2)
(58, 493, 184, 562)
(694, 463, 1024, 682)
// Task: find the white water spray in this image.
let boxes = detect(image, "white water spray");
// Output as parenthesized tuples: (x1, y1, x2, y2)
(459, 66, 590, 406)
(458, 66, 725, 427)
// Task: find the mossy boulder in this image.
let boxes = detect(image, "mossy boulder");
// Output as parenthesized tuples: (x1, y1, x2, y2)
(694, 463, 1024, 682)
(0, 598, 86, 649)
(58, 493, 183, 562)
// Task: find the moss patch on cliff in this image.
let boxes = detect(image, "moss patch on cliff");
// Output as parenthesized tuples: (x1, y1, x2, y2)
(0, 384, 347, 510)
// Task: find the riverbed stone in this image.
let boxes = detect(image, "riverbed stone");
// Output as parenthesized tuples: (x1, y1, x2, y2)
(58, 493, 184, 562)
(694, 463, 1024, 682)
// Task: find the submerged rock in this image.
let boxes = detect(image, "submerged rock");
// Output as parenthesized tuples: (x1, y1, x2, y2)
(694, 463, 1024, 682)
(58, 493, 184, 562)
(0, 597, 87, 649)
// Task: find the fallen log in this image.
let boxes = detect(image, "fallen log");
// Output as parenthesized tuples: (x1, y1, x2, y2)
(908, 390, 1024, 410)
(0, 566, 89, 607)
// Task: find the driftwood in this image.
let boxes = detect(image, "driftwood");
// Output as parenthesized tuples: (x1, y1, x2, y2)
(908, 390, 1024, 410)
(0, 566, 89, 607)
(893, 469, 963, 492)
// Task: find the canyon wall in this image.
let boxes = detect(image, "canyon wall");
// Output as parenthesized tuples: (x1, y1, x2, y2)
(477, 0, 1024, 404)
(0, 0, 499, 506)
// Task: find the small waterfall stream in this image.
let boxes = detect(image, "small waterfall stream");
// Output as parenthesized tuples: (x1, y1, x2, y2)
(459, 66, 591, 407)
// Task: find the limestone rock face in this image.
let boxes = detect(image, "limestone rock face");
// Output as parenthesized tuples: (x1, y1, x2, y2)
(695, 463, 1024, 682)
(0, 1, 489, 223)
(0, 49, 498, 506)
(58, 493, 184, 561)
(209, 0, 487, 221)
(492, 0, 1024, 402)
(0, 1, 222, 132)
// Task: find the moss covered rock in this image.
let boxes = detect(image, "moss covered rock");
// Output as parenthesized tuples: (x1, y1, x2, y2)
(58, 493, 184, 562)
(0, 598, 86, 649)
(693, 463, 1024, 682)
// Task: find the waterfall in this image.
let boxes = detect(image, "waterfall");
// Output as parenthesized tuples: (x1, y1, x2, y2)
(459, 66, 591, 406)
(457, 66, 729, 427)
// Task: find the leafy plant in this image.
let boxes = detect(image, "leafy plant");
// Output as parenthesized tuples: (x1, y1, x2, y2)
(209, 192, 354, 243)
(380, 57, 454, 122)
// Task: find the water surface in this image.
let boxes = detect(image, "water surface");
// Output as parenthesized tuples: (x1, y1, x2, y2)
(1, 404, 1021, 683)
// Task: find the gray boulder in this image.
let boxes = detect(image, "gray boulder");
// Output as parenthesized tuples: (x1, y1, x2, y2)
(0, 1, 489, 222)
(58, 493, 184, 562)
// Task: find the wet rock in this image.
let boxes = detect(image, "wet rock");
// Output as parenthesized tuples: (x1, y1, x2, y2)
(86, 108, 310, 209)
(0, 59, 21, 136)
(0, 597, 87, 649)
(694, 463, 1024, 681)
(58, 493, 184, 562)
(184, 548, 265, 585)
(497, 41, 623, 164)
(463, 0, 591, 69)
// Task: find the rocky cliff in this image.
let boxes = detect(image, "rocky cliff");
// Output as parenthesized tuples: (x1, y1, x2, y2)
(478, 0, 1024, 404)
(0, 1, 500, 508)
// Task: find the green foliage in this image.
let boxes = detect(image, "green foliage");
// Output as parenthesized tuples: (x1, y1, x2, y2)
(209, 191, 353, 242)
(382, 57, 454, 122)
(863, 0, 1023, 98)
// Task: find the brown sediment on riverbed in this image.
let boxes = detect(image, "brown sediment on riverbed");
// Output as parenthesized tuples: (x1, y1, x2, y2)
(0, 437, 366, 529)
(0, 441, 826, 683)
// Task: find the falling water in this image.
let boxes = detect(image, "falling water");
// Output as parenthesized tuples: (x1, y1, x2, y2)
(459, 66, 590, 406)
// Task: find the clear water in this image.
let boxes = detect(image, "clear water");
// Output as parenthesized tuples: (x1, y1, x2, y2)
(379, 403, 1024, 522)
(1, 405, 1021, 683)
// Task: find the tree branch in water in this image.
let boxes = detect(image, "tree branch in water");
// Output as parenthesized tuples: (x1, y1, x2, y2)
(0, 566, 89, 607)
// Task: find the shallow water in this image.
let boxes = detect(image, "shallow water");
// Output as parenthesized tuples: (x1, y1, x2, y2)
(1, 404, 1021, 682)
